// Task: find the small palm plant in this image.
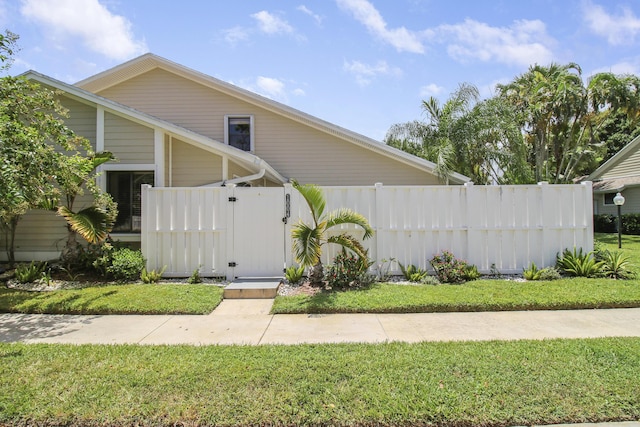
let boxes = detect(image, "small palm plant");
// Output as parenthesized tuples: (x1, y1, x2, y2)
(291, 180, 374, 287)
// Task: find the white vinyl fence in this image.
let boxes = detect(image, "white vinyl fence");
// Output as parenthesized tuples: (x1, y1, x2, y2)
(141, 182, 593, 279)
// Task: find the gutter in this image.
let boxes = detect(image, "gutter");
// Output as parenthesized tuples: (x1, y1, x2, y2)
(200, 168, 266, 187)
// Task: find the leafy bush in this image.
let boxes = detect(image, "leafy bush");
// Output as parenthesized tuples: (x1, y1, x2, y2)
(188, 268, 202, 284)
(621, 213, 640, 235)
(556, 248, 603, 278)
(141, 266, 166, 284)
(593, 214, 617, 233)
(523, 262, 542, 280)
(285, 265, 305, 285)
(598, 250, 636, 279)
(429, 251, 478, 284)
(419, 275, 440, 285)
(538, 267, 562, 281)
(398, 262, 428, 282)
(15, 261, 47, 284)
(372, 258, 395, 282)
(325, 250, 374, 289)
(106, 248, 145, 281)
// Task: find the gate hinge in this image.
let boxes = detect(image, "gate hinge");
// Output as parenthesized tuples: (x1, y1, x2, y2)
(228, 262, 237, 267)
(228, 197, 237, 202)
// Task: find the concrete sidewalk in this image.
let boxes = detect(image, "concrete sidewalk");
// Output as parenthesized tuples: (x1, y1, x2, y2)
(1, 301, 640, 345)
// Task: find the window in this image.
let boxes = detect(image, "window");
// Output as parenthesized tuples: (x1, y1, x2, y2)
(225, 115, 253, 151)
(603, 193, 617, 206)
(107, 171, 154, 233)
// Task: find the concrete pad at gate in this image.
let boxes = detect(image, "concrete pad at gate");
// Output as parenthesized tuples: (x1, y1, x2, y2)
(140, 314, 273, 345)
(211, 299, 274, 316)
(261, 313, 388, 344)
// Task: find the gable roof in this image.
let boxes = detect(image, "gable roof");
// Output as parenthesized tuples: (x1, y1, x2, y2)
(23, 70, 288, 185)
(76, 53, 470, 185)
(587, 134, 640, 193)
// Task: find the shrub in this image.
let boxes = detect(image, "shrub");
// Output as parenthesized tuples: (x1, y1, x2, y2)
(141, 266, 166, 284)
(621, 213, 640, 235)
(556, 247, 603, 278)
(372, 258, 395, 282)
(325, 250, 374, 289)
(598, 250, 636, 279)
(398, 262, 428, 282)
(538, 267, 562, 281)
(285, 265, 305, 285)
(106, 248, 145, 281)
(188, 268, 202, 284)
(593, 214, 617, 233)
(15, 261, 47, 284)
(523, 262, 542, 280)
(429, 251, 478, 284)
(419, 275, 440, 285)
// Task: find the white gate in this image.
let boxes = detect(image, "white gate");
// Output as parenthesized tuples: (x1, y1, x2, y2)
(141, 185, 289, 279)
(230, 187, 286, 278)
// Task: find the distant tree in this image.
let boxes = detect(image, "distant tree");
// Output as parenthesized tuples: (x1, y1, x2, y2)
(497, 64, 640, 182)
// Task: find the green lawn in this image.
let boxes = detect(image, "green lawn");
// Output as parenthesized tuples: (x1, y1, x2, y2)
(1, 338, 639, 426)
(273, 233, 640, 314)
(0, 284, 223, 315)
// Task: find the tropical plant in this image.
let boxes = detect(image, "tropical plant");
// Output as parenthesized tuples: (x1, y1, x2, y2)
(284, 265, 305, 285)
(598, 250, 635, 279)
(556, 247, 604, 278)
(291, 180, 374, 286)
(372, 257, 395, 282)
(324, 249, 374, 290)
(188, 267, 202, 284)
(523, 262, 542, 280)
(398, 262, 429, 282)
(55, 150, 117, 262)
(141, 266, 166, 284)
(429, 251, 478, 284)
(14, 261, 47, 284)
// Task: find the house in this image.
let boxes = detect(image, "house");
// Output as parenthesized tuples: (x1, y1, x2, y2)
(587, 134, 640, 216)
(2, 53, 468, 263)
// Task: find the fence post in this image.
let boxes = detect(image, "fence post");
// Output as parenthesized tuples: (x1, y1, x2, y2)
(141, 184, 153, 271)
(374, 182, 384, 266)
(464, 182, 478, 270)
(582, 181, 594, 251)
(225, 183, 236, 281)
(537, 182, 551, 267)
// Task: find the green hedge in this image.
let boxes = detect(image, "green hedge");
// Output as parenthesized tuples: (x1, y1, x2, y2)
(594, 214, 640, 235)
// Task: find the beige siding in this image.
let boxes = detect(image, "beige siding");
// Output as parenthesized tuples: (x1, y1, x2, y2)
(97, 68, 440, 185)
(601, 149, 640, 179)
(59, 95, 97, 149)
(104, 112, 154, 164)
(169, 138, 223, 187)
(0, 210, 67, 255)
(594, 187, 640, 215)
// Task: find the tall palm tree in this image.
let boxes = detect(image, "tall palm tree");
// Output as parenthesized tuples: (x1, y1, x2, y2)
(291, 180, 374, 286)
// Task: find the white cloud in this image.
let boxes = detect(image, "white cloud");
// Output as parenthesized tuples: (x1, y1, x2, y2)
(419, 83, 445, 98)
(297, 5, 323, 26)
(336, 0, 424, 53)
(256, 76, 286, 98)
(221, 26, 251, 46)
(583, 1, 640, 45)
(435, 19, 555, 67)
(20, 0, 147, 60)
(343, 59, 402, 86)
(292, 88, 306, 96)
(590, 60, 640, 76)
(251, 10, 294, 35)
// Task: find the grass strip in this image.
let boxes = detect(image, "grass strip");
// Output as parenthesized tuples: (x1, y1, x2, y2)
(272, 278, 640, 313)
(0, 284, 223, 315)
(0, 338, 639, 426)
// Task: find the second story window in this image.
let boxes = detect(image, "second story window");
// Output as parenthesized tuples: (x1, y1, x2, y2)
(225, 115, 254, 152)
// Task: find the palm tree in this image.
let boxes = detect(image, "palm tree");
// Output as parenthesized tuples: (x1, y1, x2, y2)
(291, 180, 374, 286)
(54, 150, 117, 262)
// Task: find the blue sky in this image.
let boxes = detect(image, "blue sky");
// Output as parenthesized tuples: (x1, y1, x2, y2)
(3, 0, 640, 141)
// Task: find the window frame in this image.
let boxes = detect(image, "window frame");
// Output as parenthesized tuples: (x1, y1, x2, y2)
(224, 115, 254, 152)
(101, 165, 156, 235)
(603, 192, 617, 206)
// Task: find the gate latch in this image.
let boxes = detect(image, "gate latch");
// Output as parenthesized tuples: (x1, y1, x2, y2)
(228, 262, 237, 267)
(282, 193, 291, 224)
(228, 197, 237, 202)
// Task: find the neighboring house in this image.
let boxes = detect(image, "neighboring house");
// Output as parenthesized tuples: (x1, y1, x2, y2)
(587, 134, 640, 215)
(1, 53, 469, 262)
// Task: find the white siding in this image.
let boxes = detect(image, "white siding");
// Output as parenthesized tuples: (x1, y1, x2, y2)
(104, 112, 154, 164)
(594, 187, 640, 215)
